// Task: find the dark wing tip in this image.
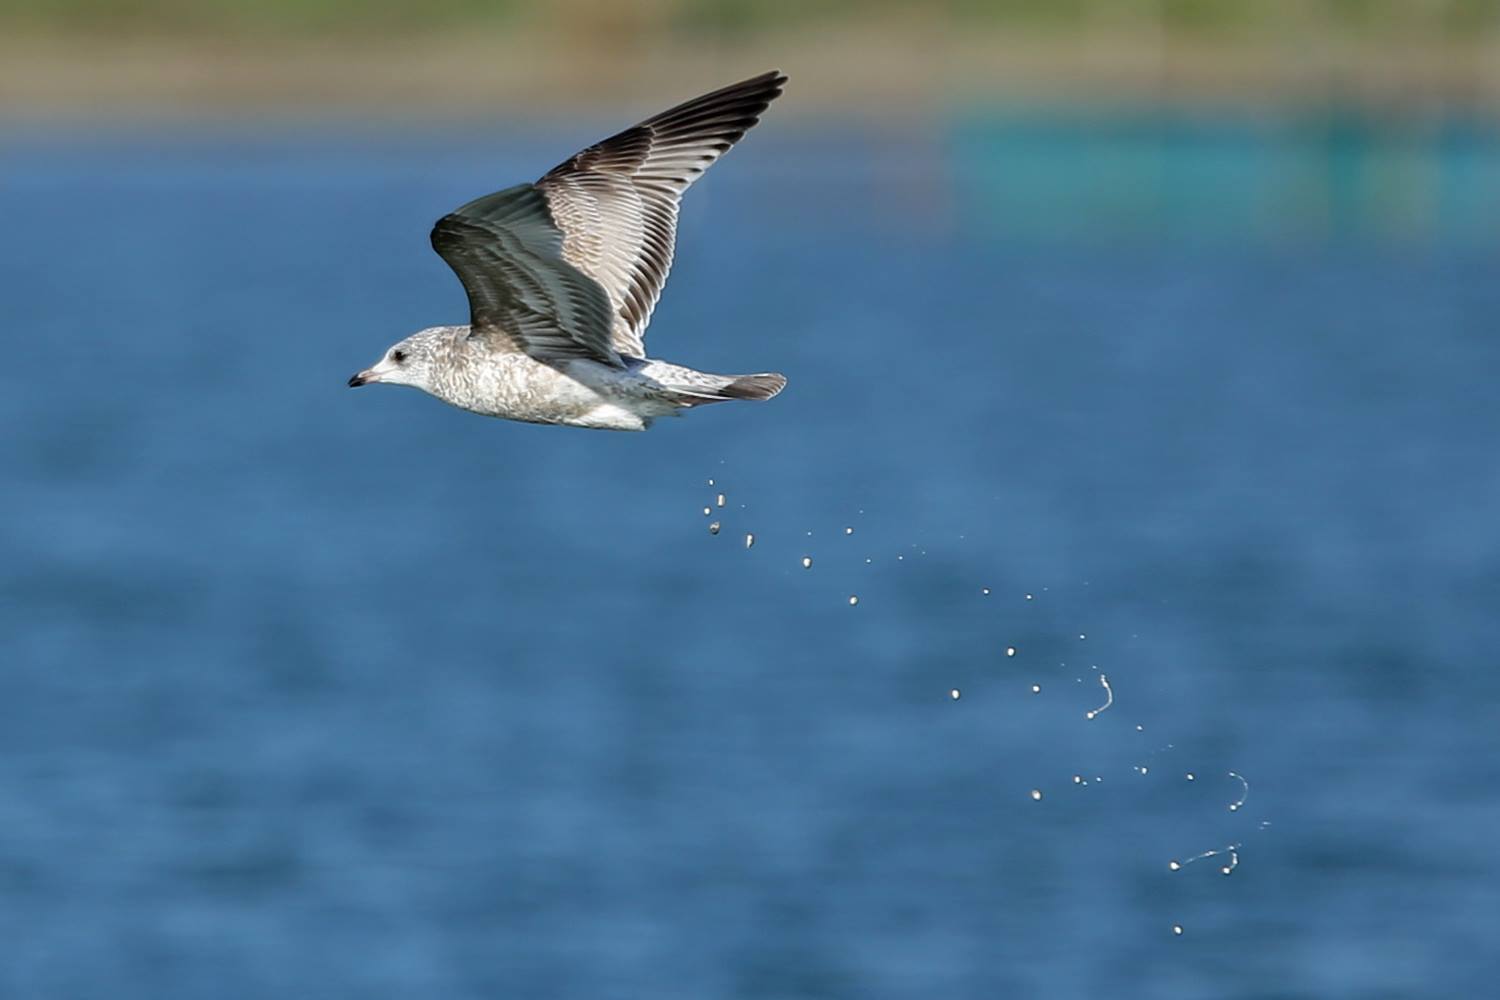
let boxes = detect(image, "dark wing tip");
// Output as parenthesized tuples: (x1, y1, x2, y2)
(643, 69, 789, 134)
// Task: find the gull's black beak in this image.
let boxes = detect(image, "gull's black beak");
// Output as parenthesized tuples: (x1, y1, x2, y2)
(348, 372, 369, 388)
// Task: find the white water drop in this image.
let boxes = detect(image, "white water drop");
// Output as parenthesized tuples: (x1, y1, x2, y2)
(1025, 593, 1033, 600)
(702, 507, 712, 516)
(801, 556, 812, 569)
(1005, 646, 1016, 657)
(743, 533, 755, 550)
(715, 493, 725, 508)
(707, 478, 715, 486)
(1172, 925, 1184, 936)
(1185, 772, 1196, 781)
(949, 689, 961, 700)
(981, 587, 990, 595)
(708, 521, 721, 535)
(1030, 684, 1041, 694)
(1029, 789, 1043, 801)
(848, 595, 859, 606)
(844, 526, 854, 536)
(1072, 774, 1084, 785)
(1168, 860, 1182, 871)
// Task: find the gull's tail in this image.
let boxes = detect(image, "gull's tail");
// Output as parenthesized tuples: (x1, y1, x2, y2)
(717, 372, 787, 401)
(642, 361, 787, 406)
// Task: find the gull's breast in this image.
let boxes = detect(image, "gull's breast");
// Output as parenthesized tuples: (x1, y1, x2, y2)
(444, 353, 648, 430)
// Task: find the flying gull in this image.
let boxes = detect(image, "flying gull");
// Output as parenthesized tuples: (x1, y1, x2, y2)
(349, 70, 788, 431)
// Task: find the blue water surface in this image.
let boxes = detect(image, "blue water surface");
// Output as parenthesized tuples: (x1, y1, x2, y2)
(2, 115, 1498, 998)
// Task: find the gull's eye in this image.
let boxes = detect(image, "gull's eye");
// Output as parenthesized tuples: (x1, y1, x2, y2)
(391, 349, 408, 364)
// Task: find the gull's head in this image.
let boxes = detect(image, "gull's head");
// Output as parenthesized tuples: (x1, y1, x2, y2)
(348, 327, 451, 390)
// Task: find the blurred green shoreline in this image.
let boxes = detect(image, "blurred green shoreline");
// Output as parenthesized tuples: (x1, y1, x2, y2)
(4, 2, 1500, 120)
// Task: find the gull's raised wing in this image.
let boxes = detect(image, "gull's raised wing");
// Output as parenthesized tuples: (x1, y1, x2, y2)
(536, 70, 787, 358)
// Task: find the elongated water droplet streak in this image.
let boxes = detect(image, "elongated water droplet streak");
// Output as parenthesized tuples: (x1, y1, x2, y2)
(1169, 842, 1241, 873)
(1228, 771, 1249, 812)
(1085, 673, 1113, 720)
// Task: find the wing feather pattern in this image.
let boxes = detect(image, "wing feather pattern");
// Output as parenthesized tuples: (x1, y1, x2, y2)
(428, 71, 786, 365)
(430, 184, 620, 363)
(538, 70, 787, 357)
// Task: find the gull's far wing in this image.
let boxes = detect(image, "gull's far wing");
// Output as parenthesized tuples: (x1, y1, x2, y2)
(430, 183, 621, 366)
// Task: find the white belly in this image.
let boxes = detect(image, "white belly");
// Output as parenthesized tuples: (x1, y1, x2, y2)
(452, 354, 654, 431)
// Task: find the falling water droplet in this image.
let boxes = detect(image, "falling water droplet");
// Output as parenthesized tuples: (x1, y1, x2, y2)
(744, 533, 755, 550)
(1168, 860, 1182, 871)
(1172, 925, 1184, 936)
(848, 595, 859, 606)
(801, 556, 812, 569)
(844, 526, 854, 536)
(1030, 684, 1041, 694)
(708, 521, 721, 535)
(1025, 593, 1034, 600)
(702, 507, 712, 516)
(949, 689, 961, 700)
(706, 478, 715, 487)
(715, 493, 725, 508)
(982, 587, 991, 595)
(1029, 789, 1043, 801)
(1072, 775, 1083, 785)
(1185, 772, 1196, 781)
(1005, 646, 1016, 657)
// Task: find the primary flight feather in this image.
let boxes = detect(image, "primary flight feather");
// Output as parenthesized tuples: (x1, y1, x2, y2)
(348, 70, 788, 431)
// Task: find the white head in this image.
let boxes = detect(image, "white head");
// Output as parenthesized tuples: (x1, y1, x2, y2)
(348, 327, 456, 392)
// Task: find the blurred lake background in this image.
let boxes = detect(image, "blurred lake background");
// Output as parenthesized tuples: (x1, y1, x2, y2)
(3, 2, 1499, 998)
